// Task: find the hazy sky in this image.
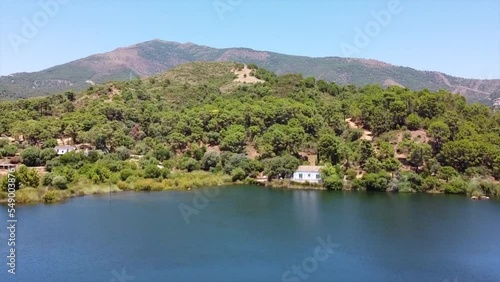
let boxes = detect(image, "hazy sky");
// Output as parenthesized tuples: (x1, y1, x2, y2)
(1, 0, 499, 78)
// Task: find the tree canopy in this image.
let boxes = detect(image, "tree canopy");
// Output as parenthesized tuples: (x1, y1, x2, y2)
(1, 63, 499, 199)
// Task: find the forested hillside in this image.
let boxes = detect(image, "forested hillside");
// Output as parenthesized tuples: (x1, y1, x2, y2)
(1, 62, 499, 203)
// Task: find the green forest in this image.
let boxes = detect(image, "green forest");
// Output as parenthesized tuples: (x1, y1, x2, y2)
(1, 62, 499, 203)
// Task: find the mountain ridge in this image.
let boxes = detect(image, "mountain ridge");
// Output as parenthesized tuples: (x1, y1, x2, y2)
(1, 39, 499, 103)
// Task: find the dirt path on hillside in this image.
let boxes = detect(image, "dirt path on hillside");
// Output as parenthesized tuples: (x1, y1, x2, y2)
(436, 72, 452, 88)
(345, 118, 373, 141)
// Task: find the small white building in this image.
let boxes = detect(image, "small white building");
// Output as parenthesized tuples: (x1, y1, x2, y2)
(55, 145, 76, 155)
(493, 98, 500, 112)
(292, 166, 323, 183)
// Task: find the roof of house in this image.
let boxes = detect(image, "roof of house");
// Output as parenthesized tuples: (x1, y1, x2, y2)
(55, 145, 76, 150)
(76, 143, 93, 147)
(295, 165, 323, 172)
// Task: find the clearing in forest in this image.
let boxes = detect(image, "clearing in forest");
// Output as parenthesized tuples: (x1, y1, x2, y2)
(233, 65, 265, 84)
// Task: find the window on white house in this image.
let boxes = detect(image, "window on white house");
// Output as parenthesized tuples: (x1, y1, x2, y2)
(308, 174, 311, 178)
(316, 174, 320, 179)
(299, 174, 303, 179)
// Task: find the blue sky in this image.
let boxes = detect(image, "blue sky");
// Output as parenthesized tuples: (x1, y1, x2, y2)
(0, 0, 499, 78)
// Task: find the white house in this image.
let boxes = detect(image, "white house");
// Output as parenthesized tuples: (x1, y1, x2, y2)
(292, 166, 323, 183)
(492, 99, 500, 113)
(55, 145, 76, 155)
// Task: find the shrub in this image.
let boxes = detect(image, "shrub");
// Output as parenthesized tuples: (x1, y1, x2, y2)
(206, 132, 220, 146)
(153, 145, 172, 162)
(351, 178, 364, 191)
(349, 129, 363, 142)
(85, 164, 111, 184)
(465, 166, 491, 178)
(42, 139, 58, 149)
(41, 148, 57, 163)
(144, 165, 162, 179)
(162, 159, 176, 170)
(99, 158, 123, 172)
(479, 181, 500, 197)
(244, 178, 260, 185)
(135, 179, 164, 191)
(405, 114, 422, 130)
(117, 181, 131, 190)
(382, 158, 400, 172)
(231, 167, 247, 182)
(494, 157, 500, 180)
(42, 173, 54, 186)
(184, 158, 200, 172)
(15, 188, 41, 204)
(223, 154, 249, 174)
(0, 174, 20, 191)
(53, 166, 77, 182)
(201, 151, 220, 171)
(109, 173, 121, 184)
(43, 190, 61, 203)
(437, 166, 459, 182)
(1, 144, 18, 157)
(59, 152, 87, 168)
(324, 175, 344, 190)
(17, 165, 40, 188)
(346, 169, 358, 181)
(116, 147, 130, 161)
(421, 176, 443, 192)
(21, 147, 42, 166)
(402, 131, 412, 141)
(120, 169, 134, 181)
(443, 177, 468, 194)
(361, 172, 390, 192)
(52, 176, 68, 189)
(399, 172, 423, 192)
(364, 157, 383, 173)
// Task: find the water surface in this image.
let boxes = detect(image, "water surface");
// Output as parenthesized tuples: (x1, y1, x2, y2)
(2, 186, 500, 281)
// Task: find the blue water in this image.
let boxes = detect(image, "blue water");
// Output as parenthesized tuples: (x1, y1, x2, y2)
(1, 186, 500, 281)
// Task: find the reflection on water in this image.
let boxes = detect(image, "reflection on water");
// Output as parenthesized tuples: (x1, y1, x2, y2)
(293, 190, 321, 229)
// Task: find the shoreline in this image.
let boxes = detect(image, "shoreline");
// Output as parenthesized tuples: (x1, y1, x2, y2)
(260, 180, 327, 191)
(2, 178, 497, 206)
(0, 171, 233, 205)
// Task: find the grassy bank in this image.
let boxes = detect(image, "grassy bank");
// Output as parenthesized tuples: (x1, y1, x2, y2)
(0, 171, 232, 205)
(2, 173, 498, 205)
(117, 171, 231, 191)
(260, 179, 327, 191)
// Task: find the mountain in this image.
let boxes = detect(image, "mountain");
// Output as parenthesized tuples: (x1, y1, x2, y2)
(1, 39, 500, 103)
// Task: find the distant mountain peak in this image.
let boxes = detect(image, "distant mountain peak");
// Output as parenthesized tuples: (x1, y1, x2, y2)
(1, 39, 499, 103)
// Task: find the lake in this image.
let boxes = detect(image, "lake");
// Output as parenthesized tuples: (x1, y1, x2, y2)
(2, 185, 500, 281)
